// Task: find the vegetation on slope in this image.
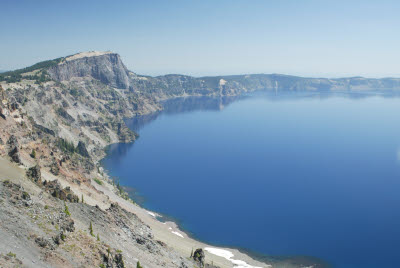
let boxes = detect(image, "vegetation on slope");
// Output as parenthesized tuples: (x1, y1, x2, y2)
(0, 57, 65, 83)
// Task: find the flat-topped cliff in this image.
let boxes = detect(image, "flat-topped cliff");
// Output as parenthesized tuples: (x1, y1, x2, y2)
(47, 51, 131, 89)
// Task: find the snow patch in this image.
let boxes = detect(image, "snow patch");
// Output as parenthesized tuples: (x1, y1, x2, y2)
(147, 211, 156, 217)
(204, 247, 265, 268)
(171, 231, 184, 238)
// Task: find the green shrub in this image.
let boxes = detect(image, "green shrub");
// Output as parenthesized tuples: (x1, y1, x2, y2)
(7, 252, 16, 258)
(89, 221, 94, 237)
(93, 178, 103, 185)
(64, 202, 71, 216)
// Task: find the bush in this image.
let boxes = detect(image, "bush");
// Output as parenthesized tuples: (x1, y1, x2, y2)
(7, 252, 16, 258)
(30, 149, 36, 158)
(89, 221, 94, 237)
(93, 178, 103, 185)
(64, 202, 71, 216)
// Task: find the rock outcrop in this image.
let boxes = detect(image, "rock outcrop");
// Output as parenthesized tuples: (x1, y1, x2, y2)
(42, 180, 79, 203)
(76, 141, 90, 158)
(193, 248, 205, 267)
(26, 164, 41, 183)
(47, 52, 131, 89)
(7, 135, 21, 164)
(50, 160, 60, 176)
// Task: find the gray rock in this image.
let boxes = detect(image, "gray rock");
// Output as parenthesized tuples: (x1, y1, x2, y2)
(42, 180, 79, 203)
(7, 135, 21, 164)
(26, 165, 41, 183)
(35, 237, 54, 250)
(76, 141, 90, 158)
(50, 161, 60, 176)
(47, 53, 131, 89)
(193, 249, 205, 268)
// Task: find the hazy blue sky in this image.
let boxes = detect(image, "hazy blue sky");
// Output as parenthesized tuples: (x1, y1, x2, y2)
(1, 0, 400, 77)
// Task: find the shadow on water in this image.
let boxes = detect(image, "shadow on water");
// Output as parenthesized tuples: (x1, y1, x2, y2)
(125, 90, 400, 134)
(124, 94, 247, 132)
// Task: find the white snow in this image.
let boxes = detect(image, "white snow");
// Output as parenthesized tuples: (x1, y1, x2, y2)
(171, 231, 184, 238)
(204, 247, 265, 268)
(147, 211, 156, 217)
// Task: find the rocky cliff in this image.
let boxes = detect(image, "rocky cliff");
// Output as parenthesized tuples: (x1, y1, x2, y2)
(43, 51, 400, 99)
(47, 52, 132, 89)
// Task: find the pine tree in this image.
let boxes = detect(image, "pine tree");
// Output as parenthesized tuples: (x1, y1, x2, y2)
(81, 194, 84, 203)
(89, 221, 94, 237)
(136, 261, 143, 268)
(97, 233, 100, 241)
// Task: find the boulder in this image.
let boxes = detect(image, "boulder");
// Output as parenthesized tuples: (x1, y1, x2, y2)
(0, 107, 5, 120)
(26, 165, 41, 183)
(193, 248, 205, 267)
(7, 135, 21, 164)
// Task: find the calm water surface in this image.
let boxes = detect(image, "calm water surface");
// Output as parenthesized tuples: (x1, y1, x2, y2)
(102, 92, 400, 268)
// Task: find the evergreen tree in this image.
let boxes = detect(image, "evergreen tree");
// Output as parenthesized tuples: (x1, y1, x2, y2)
(30, 149, 36, 158)
(64, 202, 71, 216)
(89, 221, 94, 237)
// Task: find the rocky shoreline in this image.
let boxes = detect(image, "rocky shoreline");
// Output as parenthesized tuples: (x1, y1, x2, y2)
(0, 51, 274, 268)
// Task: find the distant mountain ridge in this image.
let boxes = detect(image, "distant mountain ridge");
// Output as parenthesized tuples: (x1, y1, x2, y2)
(3, 51, 400, 96)
(46, 51, 400, 94)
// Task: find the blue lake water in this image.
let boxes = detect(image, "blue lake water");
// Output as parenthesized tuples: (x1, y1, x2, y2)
(102, 92, 400, 268)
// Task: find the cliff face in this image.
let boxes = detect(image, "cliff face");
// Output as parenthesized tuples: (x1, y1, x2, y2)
(44, 51, 400, 97)
(47, 52, 131, 89)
